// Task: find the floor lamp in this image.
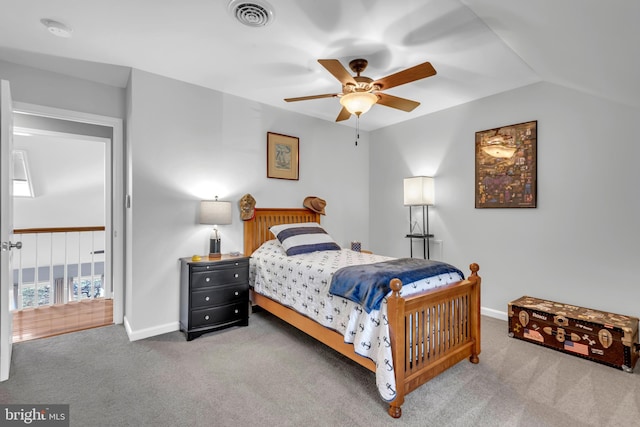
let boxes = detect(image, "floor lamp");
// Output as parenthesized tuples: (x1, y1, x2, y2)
(403, 176, 435, 259)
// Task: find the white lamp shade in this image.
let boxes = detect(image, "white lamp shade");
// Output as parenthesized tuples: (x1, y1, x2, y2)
(200, 200, 232, 225)
(404, 176, 435, 206)
(339, 92, 378, 116)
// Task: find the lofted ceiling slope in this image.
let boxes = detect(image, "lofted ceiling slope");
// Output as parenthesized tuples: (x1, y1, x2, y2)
(0, 0, 637, 131)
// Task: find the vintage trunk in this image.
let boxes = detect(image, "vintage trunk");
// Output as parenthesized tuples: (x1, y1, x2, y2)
(508, 296, 640, 372)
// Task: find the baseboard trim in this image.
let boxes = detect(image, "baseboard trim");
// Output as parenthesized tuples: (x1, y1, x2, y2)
(120, 307, 506, 341)
(481, 306, 508, 321)
(123, 317, 179, 341)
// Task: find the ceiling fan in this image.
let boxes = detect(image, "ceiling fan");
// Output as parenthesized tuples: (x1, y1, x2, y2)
(284, 58, 437, 122)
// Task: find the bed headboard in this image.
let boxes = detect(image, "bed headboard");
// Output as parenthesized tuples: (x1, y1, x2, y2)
(243, 208, 321, 256)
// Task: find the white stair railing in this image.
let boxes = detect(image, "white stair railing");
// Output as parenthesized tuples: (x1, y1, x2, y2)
(11, 227, 106, 311)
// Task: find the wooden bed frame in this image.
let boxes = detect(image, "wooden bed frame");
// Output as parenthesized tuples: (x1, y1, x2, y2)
(244, 208, 481, 418)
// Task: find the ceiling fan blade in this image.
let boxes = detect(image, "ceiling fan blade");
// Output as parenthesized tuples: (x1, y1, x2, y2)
(318, 59, 357, 86)
(284, 93, 339, 102)
(335, 107, 351, 122)
(374, 61, 436, 90)
(376, 93, 420, 112)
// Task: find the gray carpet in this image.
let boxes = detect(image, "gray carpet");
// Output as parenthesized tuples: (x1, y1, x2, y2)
(1, 312, 639, 426)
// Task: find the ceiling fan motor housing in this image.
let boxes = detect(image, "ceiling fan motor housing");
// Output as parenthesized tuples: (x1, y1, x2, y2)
(349, 58, 369, 74)
(344, 77, 378, 94)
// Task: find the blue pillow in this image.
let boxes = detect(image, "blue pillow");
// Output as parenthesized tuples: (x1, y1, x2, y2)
(270, 222, 341, 256)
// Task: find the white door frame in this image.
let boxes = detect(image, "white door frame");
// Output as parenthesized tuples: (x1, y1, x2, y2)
(13, 102, 124, 324)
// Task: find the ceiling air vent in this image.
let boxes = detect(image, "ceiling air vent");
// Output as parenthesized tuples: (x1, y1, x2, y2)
(228, 0, 275, 27)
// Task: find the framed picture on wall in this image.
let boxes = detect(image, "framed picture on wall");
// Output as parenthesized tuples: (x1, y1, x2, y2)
(475, 120, 537, 208)
(267, 132, 299, 180)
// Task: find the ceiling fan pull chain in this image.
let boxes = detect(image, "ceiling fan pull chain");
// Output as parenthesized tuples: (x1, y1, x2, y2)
(355, 116, 359, 146)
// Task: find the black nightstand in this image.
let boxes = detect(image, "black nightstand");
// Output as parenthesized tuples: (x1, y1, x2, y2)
(179, 255, 250, 341)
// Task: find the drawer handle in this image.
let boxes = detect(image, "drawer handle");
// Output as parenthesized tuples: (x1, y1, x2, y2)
(205, 296, 210, 301)
(206, 266, 210, 269)
(234, 273, 239, 278)
(234, 309, 239, 314)
(205, 277, 210, 282)
(204, 315, 210, 320)
(234, 291, 239, 296)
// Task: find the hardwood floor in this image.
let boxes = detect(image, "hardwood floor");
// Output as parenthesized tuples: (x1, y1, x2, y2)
(12, 298, 113, 343)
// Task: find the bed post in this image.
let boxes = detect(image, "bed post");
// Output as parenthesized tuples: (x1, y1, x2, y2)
(386, 278, 405, 419)
(468, 263, 481, 363)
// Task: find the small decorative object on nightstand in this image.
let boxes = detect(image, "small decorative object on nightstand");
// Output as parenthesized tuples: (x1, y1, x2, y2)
(404, 176, 435, 259)
(179, 255, 250, 341)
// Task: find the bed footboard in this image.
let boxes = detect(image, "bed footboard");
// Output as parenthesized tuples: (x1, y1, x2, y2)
(386, 263, 481, 418)
(252, 263, 481, 419)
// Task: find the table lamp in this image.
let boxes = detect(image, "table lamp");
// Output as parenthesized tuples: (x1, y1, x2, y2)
(200, 197, 232, 259)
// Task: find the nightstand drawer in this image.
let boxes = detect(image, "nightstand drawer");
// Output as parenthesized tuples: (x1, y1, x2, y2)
(191, 284, 248, 309)
(190, 259, 248, 274)
(191, 266, 248, 289)
(190, 302, 248, 329)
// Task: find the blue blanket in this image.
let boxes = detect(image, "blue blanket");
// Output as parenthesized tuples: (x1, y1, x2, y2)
(329, 259, 464, 313)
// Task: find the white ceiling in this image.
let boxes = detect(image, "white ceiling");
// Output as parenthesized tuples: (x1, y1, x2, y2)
(14, 133, 105, 198)
(0, 0, 637, 131)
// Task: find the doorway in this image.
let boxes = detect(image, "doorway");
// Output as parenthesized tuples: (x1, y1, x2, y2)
(10, 103, 124, 341)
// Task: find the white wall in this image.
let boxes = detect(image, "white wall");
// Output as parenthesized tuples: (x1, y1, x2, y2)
(370, 81, 640, 318)
(13, 135, 105, 228)
(125, 69, 371, 337)
(0, 59, 126, 119)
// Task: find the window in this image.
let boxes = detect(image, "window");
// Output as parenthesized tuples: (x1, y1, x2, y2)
(13, 150, 34, 198)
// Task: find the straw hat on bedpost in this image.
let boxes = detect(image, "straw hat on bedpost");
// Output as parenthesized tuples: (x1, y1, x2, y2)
(303, 196, 326, 215)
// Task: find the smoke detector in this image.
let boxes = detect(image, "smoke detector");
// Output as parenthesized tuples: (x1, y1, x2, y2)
(228, 0, 275, 27)
(40, 19, 73, 38)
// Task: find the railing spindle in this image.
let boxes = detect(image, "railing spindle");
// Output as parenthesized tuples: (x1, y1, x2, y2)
(48, 232, 53, 306)
(64, 232, 69, 304)
(90, 231, 95, 299)
(77, 232, 81, 300)
(17, 243, 23, 310)
(34, 234, 39, 308)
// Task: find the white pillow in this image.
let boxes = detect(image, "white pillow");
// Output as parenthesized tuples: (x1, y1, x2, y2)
(270, 222, 341, 256)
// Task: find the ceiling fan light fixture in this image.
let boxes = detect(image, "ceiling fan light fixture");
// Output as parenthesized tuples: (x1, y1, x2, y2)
(340, 92, 378, 116)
